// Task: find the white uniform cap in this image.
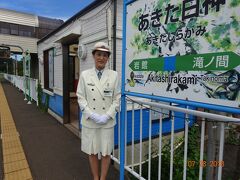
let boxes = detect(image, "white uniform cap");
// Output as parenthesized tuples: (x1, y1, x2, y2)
(92, 42, 111, 54)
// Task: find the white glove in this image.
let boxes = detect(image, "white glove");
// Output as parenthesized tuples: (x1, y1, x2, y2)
(97, 114, 111, 124)
(89, 113, 101, 123)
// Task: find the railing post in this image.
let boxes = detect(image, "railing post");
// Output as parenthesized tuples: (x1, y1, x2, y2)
(217, 123, 225, 180)
(131, 102, 135, 171)
(120, 94, 126, 180)
(27, 77, 31, 104)
(183, 113, 189, 180)
(139, 105, 143, 178)
(170, 113, 175, 180)
(158, 109, 163, 180)
(199, 119, 206, 180)
(148, 108, 152, 180)
(24, 76, 27, 101)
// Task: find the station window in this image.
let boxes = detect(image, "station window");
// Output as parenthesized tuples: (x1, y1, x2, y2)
(0, 20, 63, 39)
(0, 22, 10, 34)
(10, 24, 18, 35)
(44, 48, 54, 91)
(19, 25, 34, 37)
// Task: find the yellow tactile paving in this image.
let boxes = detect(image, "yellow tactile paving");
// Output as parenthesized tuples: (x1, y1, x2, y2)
(0, 83, 32, 180)
(1, 131, 20, 137)
(4, 146, 24, 156)
(3, 152, 26, 164)
(1, 116, 15, 120)
(4, 159, 29, 174)
(1, 127, 18, 134)
(1, 127, 17, 133)
(1, 123, 16, 127)
(1, 116, 14, 121)
(2, 140, 21, 150)
(4, 168, 32, 180)
(1, 124, 14, 127)
(2, 136, 20, 144)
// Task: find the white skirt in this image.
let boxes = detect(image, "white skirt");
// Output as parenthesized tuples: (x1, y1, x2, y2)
(81, 126, 114, 156)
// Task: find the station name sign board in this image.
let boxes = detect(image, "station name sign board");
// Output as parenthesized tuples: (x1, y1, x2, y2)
(125, 0, 240, 107)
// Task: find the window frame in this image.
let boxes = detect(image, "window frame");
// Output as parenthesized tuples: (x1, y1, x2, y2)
(0, 22, 10, 34)
(43, 48, 54, 92)
(10, 24, 18, 35)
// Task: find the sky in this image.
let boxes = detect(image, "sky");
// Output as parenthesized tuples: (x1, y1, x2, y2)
(0, 0, 95, 21)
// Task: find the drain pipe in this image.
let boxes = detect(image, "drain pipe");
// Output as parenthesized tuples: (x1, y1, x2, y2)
(113, 0, 117, 71)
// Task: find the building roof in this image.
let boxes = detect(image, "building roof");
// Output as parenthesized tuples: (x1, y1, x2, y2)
(37, 0, 107, 44)
(0, 8, 35, 16)
(0, 8, 64, 28)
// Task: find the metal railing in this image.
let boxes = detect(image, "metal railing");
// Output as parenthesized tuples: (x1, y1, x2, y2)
(112, 96, 240, 180)
(3, 73, 38, 105)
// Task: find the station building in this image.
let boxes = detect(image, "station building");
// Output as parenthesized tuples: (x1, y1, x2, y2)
(37, 0, 123, 131)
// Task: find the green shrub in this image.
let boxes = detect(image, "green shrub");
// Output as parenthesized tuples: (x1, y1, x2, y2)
(37, 83, 49, 112)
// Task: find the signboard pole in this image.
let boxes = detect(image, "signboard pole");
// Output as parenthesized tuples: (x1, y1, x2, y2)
(120, 1, 127, 180)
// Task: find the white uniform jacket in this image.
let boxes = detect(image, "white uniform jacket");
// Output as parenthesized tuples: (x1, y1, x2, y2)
(77, 68, 120, 128)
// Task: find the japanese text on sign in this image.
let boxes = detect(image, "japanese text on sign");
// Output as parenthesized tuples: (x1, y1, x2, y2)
(146, 25, 206, 46)
(193, 55, 229, 69)
(138, 0, 226, 32)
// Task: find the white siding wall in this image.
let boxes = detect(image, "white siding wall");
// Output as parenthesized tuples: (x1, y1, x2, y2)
(0, 34, 38, 53)
(116, 0, 123, 78)
(0, 8, 38, 27)
(79, 0, 123, 75)
(116, 39, 123, 78)
(79, 42, 95, 72)
(116, 0, 123, 39)
(78, 1, 110, 73)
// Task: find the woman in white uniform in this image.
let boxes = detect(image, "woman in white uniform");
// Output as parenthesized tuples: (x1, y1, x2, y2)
(77, 42, 120, 180)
